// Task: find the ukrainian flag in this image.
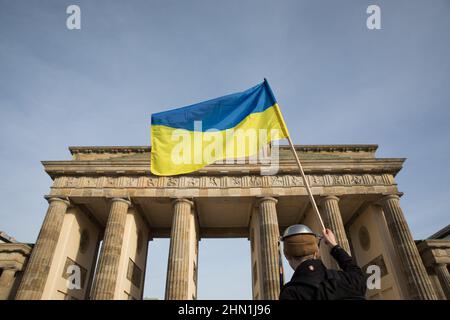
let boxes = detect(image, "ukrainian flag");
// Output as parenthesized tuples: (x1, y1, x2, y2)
(151, 79, 289, 176)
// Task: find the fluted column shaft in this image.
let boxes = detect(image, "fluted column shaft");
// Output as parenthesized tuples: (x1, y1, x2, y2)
(434, 264, 450, 299)
(0, 269, 16, 300)
(91, 197, 130, 300)
(258, 197, 280, 300)
(380, 195, 437, 299)
(15, 197, 69, 300)
(320, 196, 351, 254)
(165, 198, 193, 300)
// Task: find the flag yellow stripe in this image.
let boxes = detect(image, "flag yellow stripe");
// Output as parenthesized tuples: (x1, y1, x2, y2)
(150, 103, 288, 175)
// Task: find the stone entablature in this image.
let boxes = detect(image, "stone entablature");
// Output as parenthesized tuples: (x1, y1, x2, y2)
(45, 145, 403, 196)
(43, 145, 405, 179)
(417, 240, 450, 299)
(45, 145, 402, 200)
(417, 240, 450, 267)
(0, 243, 31, 270)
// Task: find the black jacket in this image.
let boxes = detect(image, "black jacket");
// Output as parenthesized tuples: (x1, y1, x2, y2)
(279, 245, 366, 300)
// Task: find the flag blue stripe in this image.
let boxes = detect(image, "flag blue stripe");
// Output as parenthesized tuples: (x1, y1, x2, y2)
(151, 80, 276, 132)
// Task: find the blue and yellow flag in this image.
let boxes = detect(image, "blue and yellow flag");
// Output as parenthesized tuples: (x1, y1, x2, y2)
(150, 79, 289, 176)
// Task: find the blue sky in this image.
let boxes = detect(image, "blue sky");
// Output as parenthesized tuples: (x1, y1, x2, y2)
(1, 0, 449, 299)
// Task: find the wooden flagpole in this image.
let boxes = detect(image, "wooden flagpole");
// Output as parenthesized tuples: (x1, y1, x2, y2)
(265, 78, 325, 231)
(286, 136, 325, 231)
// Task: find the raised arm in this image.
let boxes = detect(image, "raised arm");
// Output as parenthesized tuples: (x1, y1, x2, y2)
(322, 229, 366, 292)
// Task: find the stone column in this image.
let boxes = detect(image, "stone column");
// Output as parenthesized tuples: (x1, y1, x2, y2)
(0, 269, 16, 300)
(434, 264, 450, 299)
(165, 198, 194, 300)
(91, 197, 130, 300)
(15, 197, 69, 300)
(380, 194, 437, 299)
(320, 195, 351, 254)
(257, 197, 280, 300)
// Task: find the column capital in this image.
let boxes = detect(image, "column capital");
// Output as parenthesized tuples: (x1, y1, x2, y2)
(110, 197, 131, 206)
(171, 198, 194, 207)
(0, 264, 19, 272)
(45, 196, 70, 206)
(320, 195, 340, 204)
(376, 194, 402, 206)
(257, 196, 278, 204)
(0, 268, 16, 274)
(381, 194, 400, 202)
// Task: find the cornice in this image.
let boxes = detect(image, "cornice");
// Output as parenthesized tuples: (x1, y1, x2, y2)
(0, 243, 33, 254)
(417, 239, 450, 250)
(41, 144, 405, 179)
(290, 144, 378, 153)
(69, 146, 149, 155)
(42, 158, 405, 179)
(68, 144, 379, 155)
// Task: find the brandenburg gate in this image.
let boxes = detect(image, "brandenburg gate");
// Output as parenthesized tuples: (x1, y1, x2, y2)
(14, 144, 440, 300)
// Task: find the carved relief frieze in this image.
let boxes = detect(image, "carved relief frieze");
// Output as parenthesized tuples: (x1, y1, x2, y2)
(269, 175, 284, 187)
(105, 177, 116, 188)
(54, 173, 394, 189)
(206, 176, 220, 188)
(228, 176, 243, 188)
(185, 176, 200, 188)
(248, 176, 263, 187)
(165, 177, 179, 188)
